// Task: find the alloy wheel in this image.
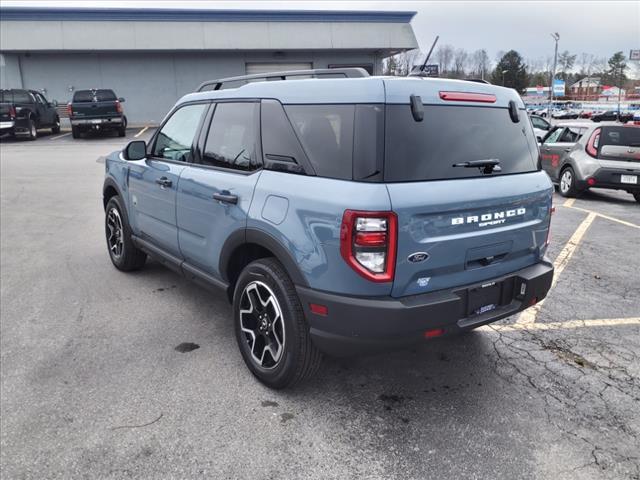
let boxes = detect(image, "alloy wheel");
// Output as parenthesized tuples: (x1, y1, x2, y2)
(560, 170, 572, 194)
(239, 281, 285, 369)
(106, 207, 124, 259)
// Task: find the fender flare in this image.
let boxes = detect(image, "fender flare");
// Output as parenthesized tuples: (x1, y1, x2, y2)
(219, 228, 309, 287)
(102, 177, 125, 210)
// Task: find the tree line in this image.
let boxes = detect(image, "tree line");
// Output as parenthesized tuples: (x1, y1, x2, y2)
(383, 45, 633, 94)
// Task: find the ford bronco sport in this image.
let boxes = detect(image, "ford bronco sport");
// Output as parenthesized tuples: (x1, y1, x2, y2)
(103, 68, 554, 389)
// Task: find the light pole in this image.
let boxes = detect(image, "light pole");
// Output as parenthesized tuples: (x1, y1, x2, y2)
(501, 69, 508, 86)
(549, 32, 560, 116)
(617, 65, 624, 122)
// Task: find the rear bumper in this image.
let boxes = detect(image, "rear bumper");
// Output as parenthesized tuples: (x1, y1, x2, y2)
(577, 167, 640, 192)
(0, 121, 15, 131)
(71, 117, 123, 128)
(297, 260, 554, 356)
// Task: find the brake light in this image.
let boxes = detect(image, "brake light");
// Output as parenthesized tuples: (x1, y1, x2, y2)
(586, 128, 600, 157)
(8, 105, 16, 118)
(115, 100, 123, 114)
(439, 91, 497, 103)
(340, 210, 397, 282)
(66, 103, 73, 118)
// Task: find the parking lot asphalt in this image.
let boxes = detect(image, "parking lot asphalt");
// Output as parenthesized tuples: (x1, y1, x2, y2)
(1, 131, 639, 480)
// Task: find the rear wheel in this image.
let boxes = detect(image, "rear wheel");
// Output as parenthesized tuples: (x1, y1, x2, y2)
(71, 126, 80, 139)
(233, 258, 322, 389)
(118, 117, 127, 137)
(633, 192, 640, 203)
(105, 196, 146, 271)
(26, 117, 37, 140)
(559, 166, 579, 197)
(51, 116, 61, 134)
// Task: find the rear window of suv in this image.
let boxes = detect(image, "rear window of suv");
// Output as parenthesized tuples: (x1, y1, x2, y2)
(0, 90, 33, 103)
(73, 89, 117, 102)
(599, 126, 640, 147)
(384, 104, 539, 182)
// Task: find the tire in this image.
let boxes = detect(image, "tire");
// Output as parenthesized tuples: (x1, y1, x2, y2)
(105, 196, 146, 271)
(559, 166, 579, 198)
(71, 126, 80, 139)
(26, 117, 37, 140)
(118, 117, 127, 137)
(52, 116, 61, 134)
(233, 258, 322, 389)
(633, 192, 640, 203)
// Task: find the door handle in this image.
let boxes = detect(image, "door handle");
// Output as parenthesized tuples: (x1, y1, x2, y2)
(213, 192, 238, 204)
(563, 147, 572, 152)
(155, 177, 172, 188)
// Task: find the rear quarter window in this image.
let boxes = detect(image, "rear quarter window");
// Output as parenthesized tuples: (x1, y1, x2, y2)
(384, 104, 539, 182)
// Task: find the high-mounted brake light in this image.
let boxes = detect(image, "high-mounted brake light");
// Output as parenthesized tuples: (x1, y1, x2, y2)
(340, 210, 397, 283)
(439, 91, 497, 103)
(586, 128, 601, 157)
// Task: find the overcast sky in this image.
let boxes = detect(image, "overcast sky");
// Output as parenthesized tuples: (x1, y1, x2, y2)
(4, 0, 639, 68)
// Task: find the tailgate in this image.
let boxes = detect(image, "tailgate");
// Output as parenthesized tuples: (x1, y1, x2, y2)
(388, 172, 552, 297)
(71, 101, 119, 118)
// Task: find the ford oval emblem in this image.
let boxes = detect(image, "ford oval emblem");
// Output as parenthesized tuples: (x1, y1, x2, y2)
(408, 252, 429, 263)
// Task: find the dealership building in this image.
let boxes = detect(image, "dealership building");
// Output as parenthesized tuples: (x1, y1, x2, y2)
(0, 7, 418, 124)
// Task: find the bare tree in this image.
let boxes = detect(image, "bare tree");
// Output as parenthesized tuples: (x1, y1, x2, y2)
(435, 44, 454, 75)
(453, 48, 468, 78)
(470, 49, 490, 79)
(578, 52, 596, 77)
(557, 50, 577, 80)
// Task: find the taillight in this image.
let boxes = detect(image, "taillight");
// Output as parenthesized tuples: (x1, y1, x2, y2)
(8, 105, 16, 118)
(66, 103, 73, 117)
(115, 100, 123, 114)
(340, 210, 397, 282)
(545, 203, 554, 248)
(586, 128, 600, 157)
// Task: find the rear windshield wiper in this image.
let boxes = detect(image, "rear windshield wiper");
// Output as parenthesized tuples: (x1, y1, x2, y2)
(452, 159, 501, 174)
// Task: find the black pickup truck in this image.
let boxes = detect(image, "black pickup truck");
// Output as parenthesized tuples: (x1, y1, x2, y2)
(68, 89, 127, 138)
(0, 89, 60, 140)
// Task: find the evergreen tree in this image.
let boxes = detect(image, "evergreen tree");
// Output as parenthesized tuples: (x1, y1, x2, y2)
(492, 50, 528, 93)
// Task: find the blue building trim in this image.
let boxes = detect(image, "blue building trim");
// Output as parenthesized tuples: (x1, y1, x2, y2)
(0, 7, 416, 23)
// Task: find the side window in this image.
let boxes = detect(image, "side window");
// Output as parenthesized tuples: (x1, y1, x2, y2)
(199, 102, 260, 171)
(544, 127, 564, 144)
(34, 93, 45, 104)
(560, 127, 582, 143)
(152, 103, 206, 162)
(284, 104, 355, 180)
(531, 117, 548, 130)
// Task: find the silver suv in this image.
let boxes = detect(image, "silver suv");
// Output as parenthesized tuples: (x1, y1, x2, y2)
(540, 122, 640, 202)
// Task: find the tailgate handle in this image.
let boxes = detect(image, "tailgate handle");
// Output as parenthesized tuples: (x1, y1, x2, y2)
(476, 253, 507, 266)
(466, 241, 512, 269)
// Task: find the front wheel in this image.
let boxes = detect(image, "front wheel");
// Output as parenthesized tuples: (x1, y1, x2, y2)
(105, 196, 146, 271)
(233, 258, 322, 389)
(52, 116, 61, 134)
(559, 166, 579, 197)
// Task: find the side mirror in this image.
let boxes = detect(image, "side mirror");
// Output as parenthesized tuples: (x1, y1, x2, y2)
(123, 140, 146, 161)
(118, 97, 126, 103)
(50, 99, 58, 107)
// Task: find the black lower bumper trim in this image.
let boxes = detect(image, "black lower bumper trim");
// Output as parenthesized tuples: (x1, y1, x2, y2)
(297, 260, 554, 356)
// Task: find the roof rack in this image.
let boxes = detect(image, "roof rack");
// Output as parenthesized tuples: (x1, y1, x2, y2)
(196, 67, 369, 92)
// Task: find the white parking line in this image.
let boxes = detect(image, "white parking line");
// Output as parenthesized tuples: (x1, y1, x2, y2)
(134, 126, 149, 138)
(566, 205, 640, 229)
(50, 132, 71, 140)
(485, 317, 640, 333)
(517, 211, 597, 324)
(562, 198, 575, 208)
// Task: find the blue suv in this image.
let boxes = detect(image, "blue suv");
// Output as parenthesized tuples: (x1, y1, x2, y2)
(103, 68, 554, 388)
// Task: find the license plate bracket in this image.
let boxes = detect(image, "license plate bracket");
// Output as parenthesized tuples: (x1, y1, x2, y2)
(468, 281, 502, 316)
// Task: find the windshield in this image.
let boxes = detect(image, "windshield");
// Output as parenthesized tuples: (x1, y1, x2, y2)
(384, 104, 539, 182)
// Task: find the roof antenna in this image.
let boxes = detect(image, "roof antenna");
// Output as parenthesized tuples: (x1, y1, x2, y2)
(409, 35, 439, 77)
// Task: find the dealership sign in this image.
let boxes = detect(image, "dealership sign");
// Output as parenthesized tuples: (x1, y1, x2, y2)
(553, 79, 565, 96)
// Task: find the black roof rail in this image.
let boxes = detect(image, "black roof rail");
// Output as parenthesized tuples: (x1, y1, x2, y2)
(464, 78, 492, 84)
(196, 67, 369, 92)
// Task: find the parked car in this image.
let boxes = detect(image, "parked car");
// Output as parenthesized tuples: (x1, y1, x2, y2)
(102, 69, 554, 388)
(633, 111, 640, 125)
(551, 109, 580, 120)
(579, 110, 593, 119)
(540, 122, 639, 202)
(0, 89, 60, 140)
(530, 114, 551, 142)
(68, 89, 127, 138)
(591, 110, 633, 123)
